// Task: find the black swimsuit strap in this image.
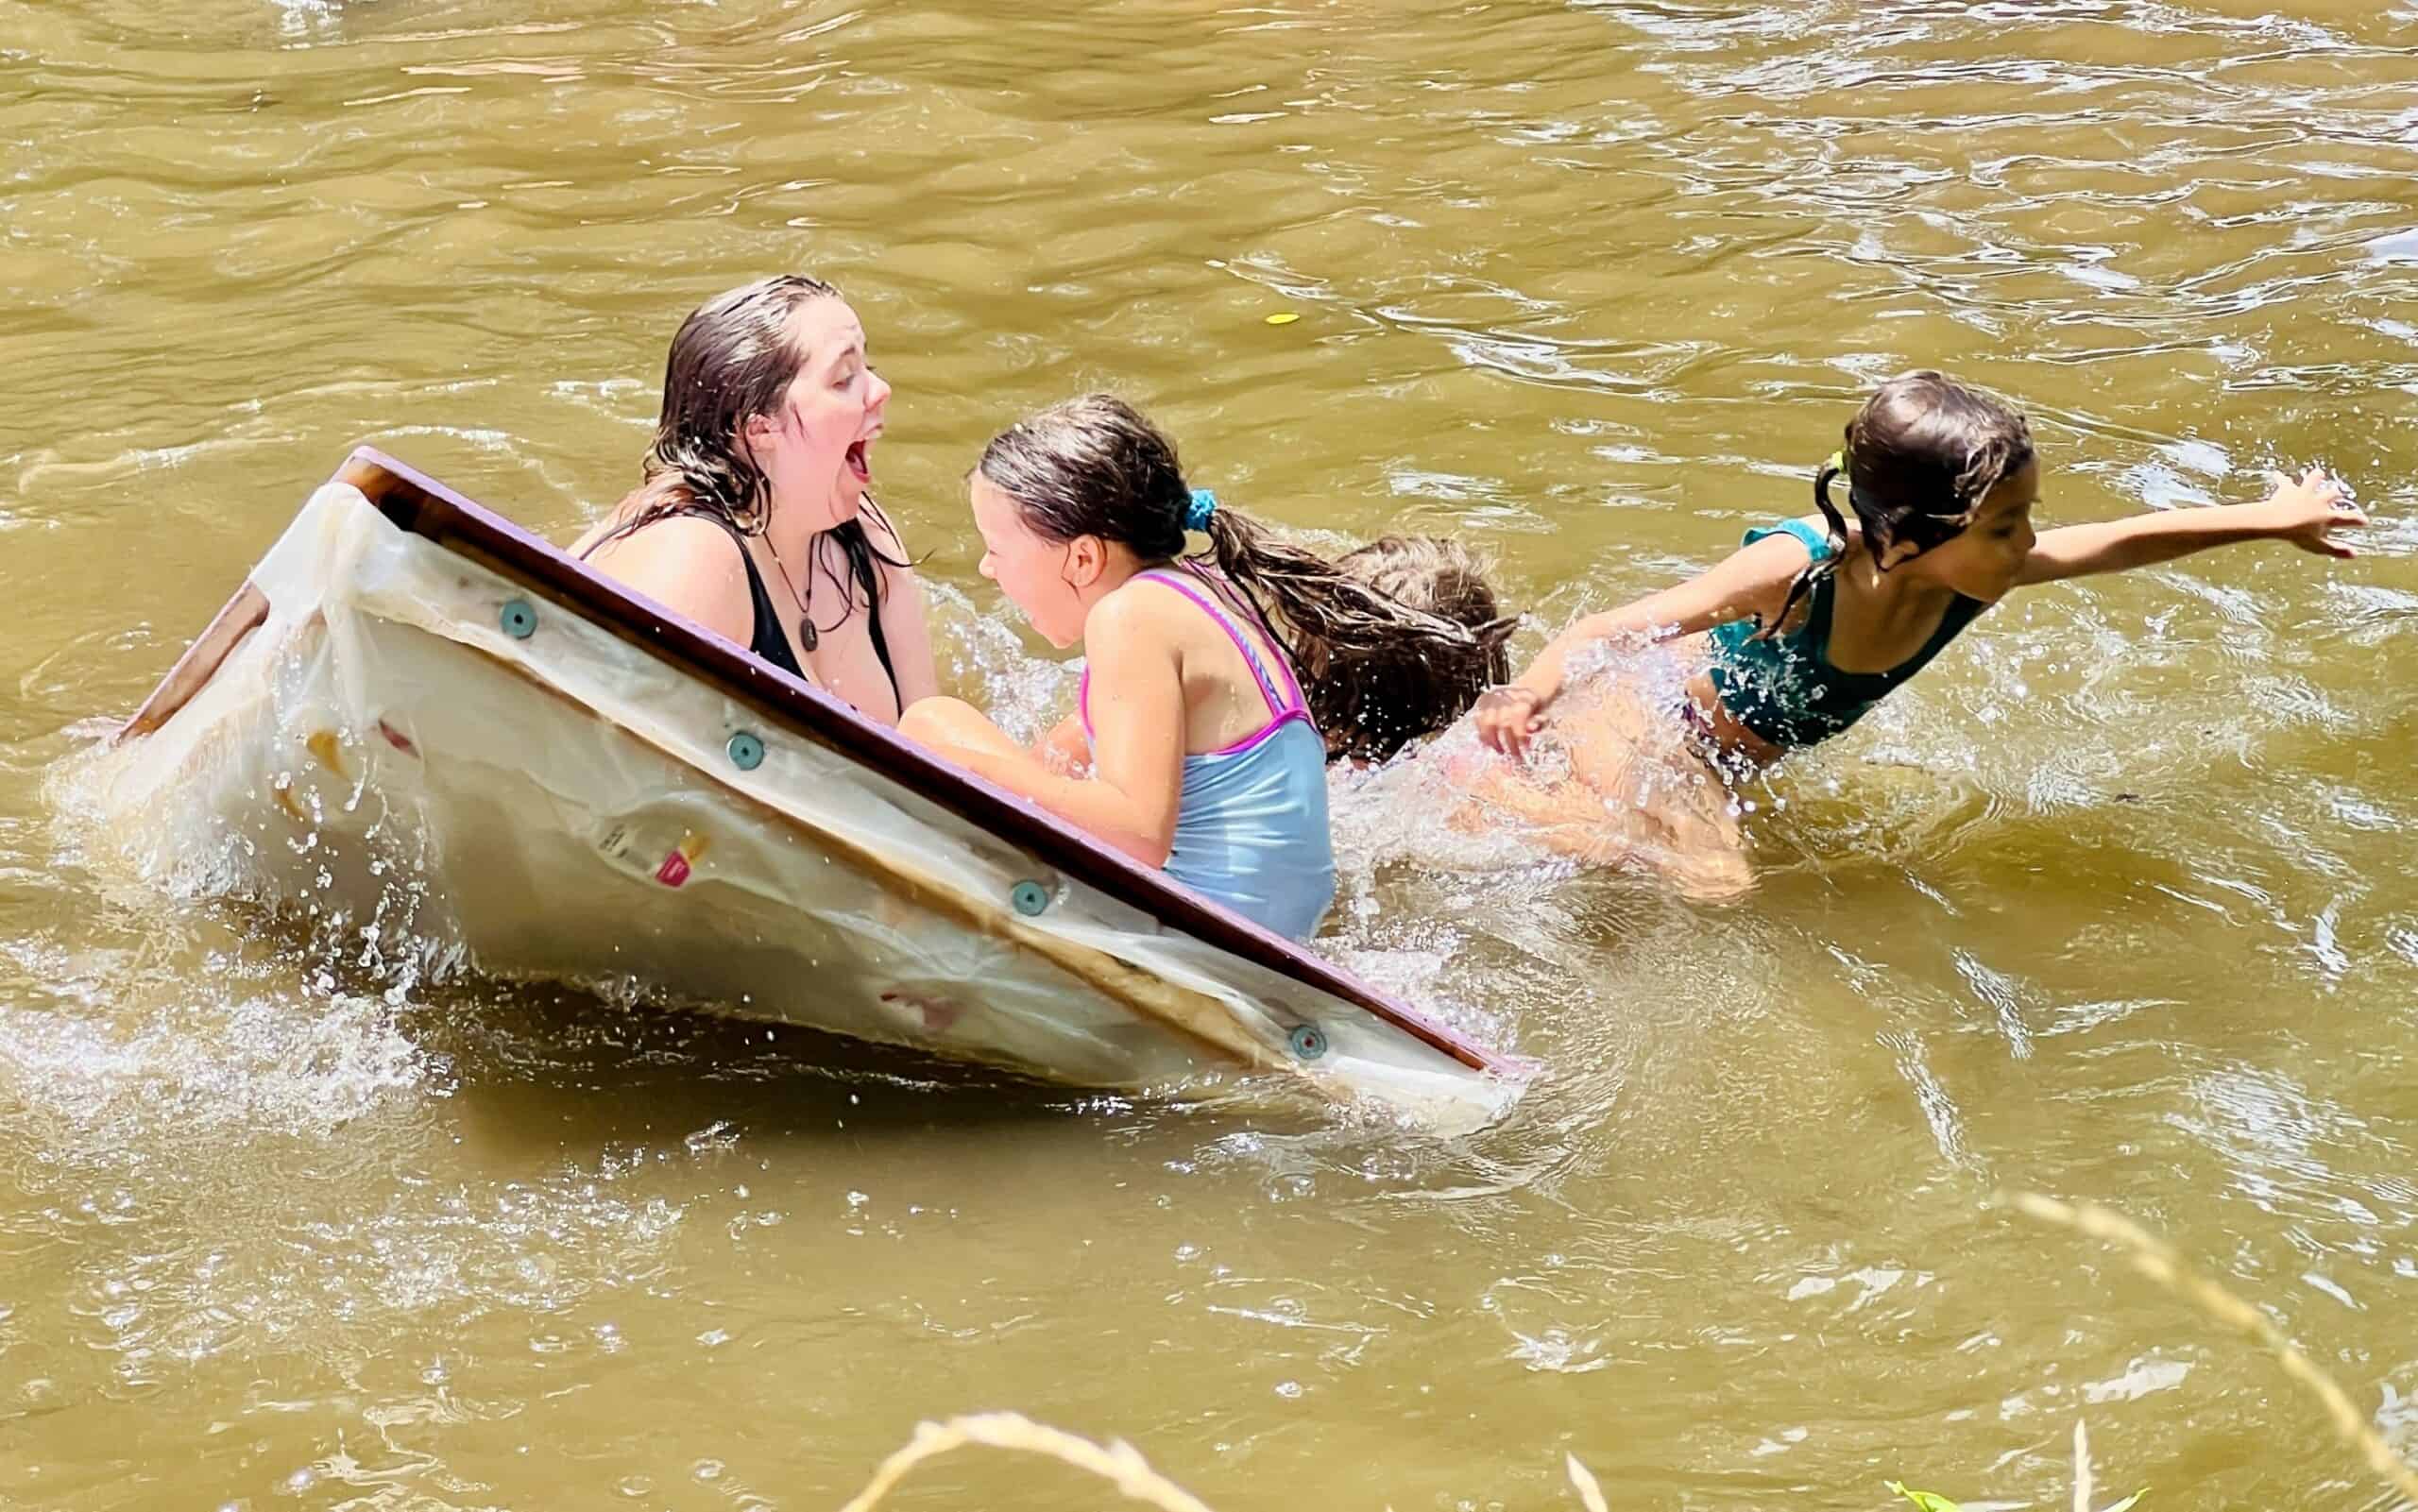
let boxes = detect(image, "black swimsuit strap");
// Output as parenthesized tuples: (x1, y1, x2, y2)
(662, 507, 807, 680)
(826, 517, 903, 716)
(596, 502, 900, 710)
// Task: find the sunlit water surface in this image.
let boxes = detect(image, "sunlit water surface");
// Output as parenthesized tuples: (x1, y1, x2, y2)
(5, 0, 2418, 1506)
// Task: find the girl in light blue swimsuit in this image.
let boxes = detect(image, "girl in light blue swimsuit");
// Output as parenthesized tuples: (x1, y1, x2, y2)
(902, 394, 1498, 940)
(1072, 564, 1333, 935)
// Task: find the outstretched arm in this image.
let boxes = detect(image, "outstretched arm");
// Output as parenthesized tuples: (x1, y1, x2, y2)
(1475, 528, 1813, 759)
(2017, 468, 2365, 586)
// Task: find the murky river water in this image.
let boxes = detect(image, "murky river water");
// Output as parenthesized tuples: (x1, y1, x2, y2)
(8, 0, 2418, 1505)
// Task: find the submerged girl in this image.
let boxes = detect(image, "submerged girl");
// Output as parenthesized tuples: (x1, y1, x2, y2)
(1472, 370, 2368, 897)
(900, 395, 1504, 940)
(1324, 535, 1515, 765)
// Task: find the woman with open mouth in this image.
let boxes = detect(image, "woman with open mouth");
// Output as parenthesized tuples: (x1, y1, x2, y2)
(571, 274, 937, 725)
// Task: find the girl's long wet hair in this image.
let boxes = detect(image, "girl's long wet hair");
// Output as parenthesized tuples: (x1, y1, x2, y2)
(1328, 535, 1514, 763)
(582, 274, 903, 634)
(1762, 370, 2035, 639)
(976, 395, 1509, 747)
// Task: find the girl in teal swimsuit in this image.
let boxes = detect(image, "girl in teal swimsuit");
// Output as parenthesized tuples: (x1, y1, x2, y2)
(1470, 370, 2367, 896)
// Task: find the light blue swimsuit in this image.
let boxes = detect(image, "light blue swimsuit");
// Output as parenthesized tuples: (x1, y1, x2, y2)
(1081, 565, 1337, 941)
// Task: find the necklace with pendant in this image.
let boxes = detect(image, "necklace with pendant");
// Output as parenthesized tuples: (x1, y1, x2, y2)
(762, 534, 819, 654)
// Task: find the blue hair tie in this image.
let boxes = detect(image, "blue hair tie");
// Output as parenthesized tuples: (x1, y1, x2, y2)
(1184, 489, 1218, 532)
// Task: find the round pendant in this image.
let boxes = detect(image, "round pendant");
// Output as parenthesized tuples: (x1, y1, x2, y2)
(798, 618, 818, 653)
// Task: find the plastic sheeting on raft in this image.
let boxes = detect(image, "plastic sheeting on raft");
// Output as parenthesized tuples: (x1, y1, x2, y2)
(87, 477, 1524, 1131)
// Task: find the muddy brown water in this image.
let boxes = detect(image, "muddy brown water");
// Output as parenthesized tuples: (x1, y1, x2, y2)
(6, 1, 2418, 1507)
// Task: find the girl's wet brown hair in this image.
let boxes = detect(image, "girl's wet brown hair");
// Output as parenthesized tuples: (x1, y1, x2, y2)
(1327, 535, 1515, 762)
(1763, 370, 2035, 638)
(975, 396, 1507, 756)
(584, 275, 902, 629)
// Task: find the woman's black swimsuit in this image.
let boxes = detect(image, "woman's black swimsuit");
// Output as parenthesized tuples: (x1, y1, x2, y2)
(656, 508, 900, 711)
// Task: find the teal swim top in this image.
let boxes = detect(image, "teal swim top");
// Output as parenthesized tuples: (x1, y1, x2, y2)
(1706, 518, 1991, 750)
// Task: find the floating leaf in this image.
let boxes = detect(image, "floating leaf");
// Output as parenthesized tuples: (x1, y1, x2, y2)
(1264, 312, 1301, 325)
(2099, 1492, 2148, 1512)
(1884, 1483, 1964, 1512)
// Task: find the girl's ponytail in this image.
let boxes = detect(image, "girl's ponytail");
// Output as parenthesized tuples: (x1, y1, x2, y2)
(1197, 506, 1513, 742)
(978, 394, 1514, 752)
(1753, 449, 1850, 643)
(1197, 507, 1484, 678)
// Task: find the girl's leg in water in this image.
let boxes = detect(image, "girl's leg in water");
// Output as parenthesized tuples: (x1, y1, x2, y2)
(1455, 685, 1752, 903)
(1560, 695, 1749, 898)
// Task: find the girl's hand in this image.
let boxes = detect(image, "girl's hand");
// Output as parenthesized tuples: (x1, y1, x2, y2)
(1474, 681, 1554, 762)
(2256, 467, 2369, 558)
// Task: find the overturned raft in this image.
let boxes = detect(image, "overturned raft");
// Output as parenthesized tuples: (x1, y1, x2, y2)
(95, 450, 1527, 1130)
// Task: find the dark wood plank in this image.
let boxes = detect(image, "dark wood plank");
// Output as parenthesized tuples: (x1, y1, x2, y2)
(114, 581, 269, 743)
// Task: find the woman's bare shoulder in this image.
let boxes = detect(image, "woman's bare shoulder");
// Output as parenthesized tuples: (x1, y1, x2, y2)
(581, 512, 753, 637)
(591, 512, 742, 569)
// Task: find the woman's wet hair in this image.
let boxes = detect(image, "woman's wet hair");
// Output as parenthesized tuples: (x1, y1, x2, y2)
(585, 274, 900, 633)
(1763, 370, 2035, 638)
(976, 395, 1509, 757)
(1327, 535, 1515, 762)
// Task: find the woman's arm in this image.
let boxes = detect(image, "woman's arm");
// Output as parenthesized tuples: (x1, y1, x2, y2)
(2016, 468, 2364, 586)
(1476, 528, 1813, 758)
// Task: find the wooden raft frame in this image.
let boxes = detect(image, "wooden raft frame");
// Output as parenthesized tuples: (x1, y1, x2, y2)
(117, 447, 1512, 1079)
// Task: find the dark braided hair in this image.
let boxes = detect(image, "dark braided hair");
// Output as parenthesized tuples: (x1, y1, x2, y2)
(582, 275, 902, 637)
(1762, 370, 2035, 641)
(975, 395, 1503, 744)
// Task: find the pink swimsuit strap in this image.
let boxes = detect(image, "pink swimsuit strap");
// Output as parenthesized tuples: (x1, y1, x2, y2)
(1078, 563, 1311, 752)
